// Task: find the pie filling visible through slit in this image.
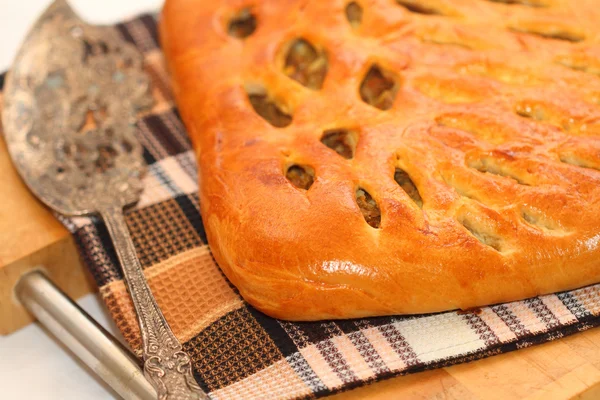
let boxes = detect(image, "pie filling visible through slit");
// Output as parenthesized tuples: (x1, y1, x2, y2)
(161, 0, 600, 320)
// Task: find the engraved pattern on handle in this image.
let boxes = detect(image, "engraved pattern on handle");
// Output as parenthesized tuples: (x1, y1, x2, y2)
(101, 207, 209, 400)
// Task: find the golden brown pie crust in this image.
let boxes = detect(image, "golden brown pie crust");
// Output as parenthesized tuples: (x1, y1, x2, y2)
(161, 0, 600, 320)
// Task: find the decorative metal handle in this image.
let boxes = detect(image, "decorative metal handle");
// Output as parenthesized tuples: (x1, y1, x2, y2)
(101, 207, 209, 400)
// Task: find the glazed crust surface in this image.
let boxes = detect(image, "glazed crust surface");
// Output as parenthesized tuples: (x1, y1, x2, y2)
(161, 0, 600, 320)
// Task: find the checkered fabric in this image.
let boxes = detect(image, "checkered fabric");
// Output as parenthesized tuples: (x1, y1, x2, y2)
(4, 14, 600, 400)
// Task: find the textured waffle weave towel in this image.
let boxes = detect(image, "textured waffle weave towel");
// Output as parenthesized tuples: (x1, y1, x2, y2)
(9, 14, 600, 400)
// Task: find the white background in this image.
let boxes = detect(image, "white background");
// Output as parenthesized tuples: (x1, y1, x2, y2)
(0, 1, 162, 399)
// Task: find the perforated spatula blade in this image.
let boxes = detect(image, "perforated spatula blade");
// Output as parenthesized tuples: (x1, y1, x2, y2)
(2, 1, 207, 399)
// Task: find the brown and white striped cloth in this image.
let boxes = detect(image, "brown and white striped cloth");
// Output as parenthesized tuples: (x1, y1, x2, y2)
(4, 14, 599, 400)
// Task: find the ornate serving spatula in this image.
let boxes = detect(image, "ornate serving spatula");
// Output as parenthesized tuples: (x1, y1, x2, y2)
(2, 1, 207, 399)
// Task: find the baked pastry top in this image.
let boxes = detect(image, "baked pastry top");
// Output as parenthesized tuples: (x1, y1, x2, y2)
(161, 0, 600, 320)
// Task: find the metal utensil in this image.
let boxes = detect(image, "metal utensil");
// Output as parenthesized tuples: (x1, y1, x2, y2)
(2, 1, 207, 399)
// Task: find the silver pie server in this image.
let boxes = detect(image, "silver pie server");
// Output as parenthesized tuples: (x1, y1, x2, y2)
(1, 1, 207, 399)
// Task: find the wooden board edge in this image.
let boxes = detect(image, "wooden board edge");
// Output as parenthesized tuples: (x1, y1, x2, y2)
(0, 233, 96, 335)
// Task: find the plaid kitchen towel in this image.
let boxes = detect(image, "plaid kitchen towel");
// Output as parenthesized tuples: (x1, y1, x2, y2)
(3, 14, 600, 400)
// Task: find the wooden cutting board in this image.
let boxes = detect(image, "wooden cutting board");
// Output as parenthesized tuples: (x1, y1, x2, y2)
(1, 102, 599, 399)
